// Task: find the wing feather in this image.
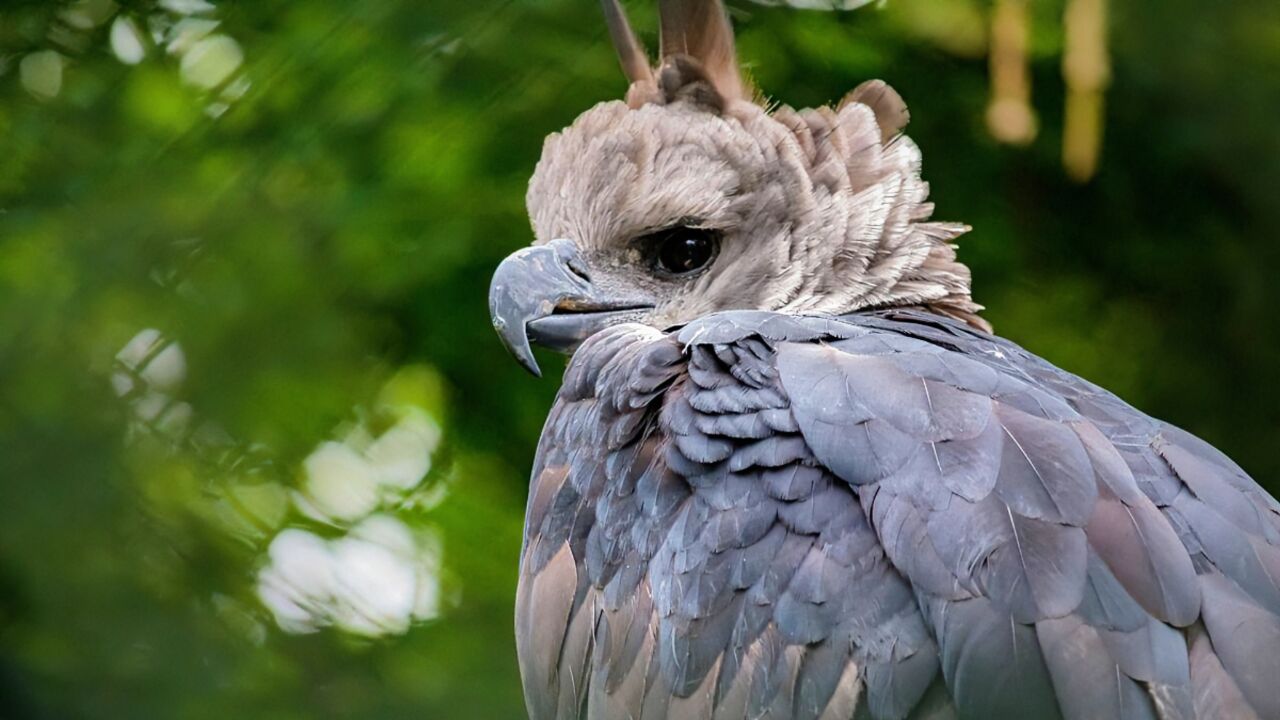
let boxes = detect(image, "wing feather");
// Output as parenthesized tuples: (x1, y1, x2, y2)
(518, 542, 580, 720)
(768, 308, 1279, 719)
(1036, 613, 1160, 720)
(1198, 572, 1280, 718)
(522, 309, 1280, 719)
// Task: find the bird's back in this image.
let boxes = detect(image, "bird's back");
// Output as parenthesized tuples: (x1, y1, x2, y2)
(516, 308, 1280, 720)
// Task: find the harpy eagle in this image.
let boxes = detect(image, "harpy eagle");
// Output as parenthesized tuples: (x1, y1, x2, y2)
(486, 1, 1280, 718)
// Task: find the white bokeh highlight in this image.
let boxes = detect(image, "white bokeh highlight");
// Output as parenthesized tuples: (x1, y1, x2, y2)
(110, 16, 147, 65)
(260, 400, 444, 637)
(295, 410, 442, 523)
(113, 328, 193, 440)
(20, 50, 64, 101)
(112, 327, 447, 639)
(180, 34, 243, 90)
(257, 516, 442, 636)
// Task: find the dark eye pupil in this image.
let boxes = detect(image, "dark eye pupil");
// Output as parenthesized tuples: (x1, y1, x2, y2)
(657, 232, 715, 274)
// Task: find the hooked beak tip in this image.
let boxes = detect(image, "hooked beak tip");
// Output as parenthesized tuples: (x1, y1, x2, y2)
(492, 316, 543, 378)
(515, 346, 543, 378)
(489, 239, 650, 379)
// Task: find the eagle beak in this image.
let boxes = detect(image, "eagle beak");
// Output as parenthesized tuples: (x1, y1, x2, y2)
(488, 239, 652, 377)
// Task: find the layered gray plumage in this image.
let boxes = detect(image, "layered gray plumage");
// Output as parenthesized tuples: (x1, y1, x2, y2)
(488, 2, 1280, 718)
(514, 309, 1280, 720)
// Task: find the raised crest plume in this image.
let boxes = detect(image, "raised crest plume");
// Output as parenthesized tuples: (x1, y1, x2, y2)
(600, 0, 748, 109)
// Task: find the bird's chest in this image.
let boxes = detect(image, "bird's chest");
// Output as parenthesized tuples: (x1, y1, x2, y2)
(514, 338, 692, 718)
(514, 334, 885, 719)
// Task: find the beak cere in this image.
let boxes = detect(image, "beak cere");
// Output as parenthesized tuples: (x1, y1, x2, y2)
(488, 238, 652, 377)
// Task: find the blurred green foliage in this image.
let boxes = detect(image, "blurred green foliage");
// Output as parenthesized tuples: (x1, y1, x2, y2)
(0, 0, 1278, 718)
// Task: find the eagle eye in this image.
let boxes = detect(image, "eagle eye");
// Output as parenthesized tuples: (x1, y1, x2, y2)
(648, 226, 720, 277)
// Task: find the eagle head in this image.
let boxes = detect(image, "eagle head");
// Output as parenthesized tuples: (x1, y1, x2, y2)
(489, 0, 985, 376)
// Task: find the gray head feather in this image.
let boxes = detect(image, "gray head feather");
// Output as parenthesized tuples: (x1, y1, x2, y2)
(526, 2, 987, 332)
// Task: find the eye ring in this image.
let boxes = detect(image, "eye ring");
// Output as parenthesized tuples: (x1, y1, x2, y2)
(643, 226, 721, 277)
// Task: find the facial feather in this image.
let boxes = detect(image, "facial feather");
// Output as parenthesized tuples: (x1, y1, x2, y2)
(524, 0, 987, 332)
